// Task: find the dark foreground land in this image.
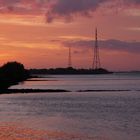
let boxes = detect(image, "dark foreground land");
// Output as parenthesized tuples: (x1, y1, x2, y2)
(0, 62, 30, 90)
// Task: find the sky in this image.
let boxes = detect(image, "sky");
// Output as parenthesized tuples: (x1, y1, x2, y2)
(0, 0, 140, 71)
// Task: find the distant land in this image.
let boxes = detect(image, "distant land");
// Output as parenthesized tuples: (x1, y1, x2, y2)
(29, 67, 112, 75)
(113, 71, 140, 74)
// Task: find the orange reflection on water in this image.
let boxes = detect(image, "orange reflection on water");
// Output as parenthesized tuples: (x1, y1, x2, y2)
(0, 123, 107, 140)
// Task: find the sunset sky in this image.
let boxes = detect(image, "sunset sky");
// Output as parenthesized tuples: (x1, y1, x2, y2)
(0, 0, 140, 71)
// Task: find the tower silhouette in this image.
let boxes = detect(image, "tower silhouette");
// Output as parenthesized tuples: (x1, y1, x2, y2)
(92, 28, 101, 69)
(68, 46, 72, 68)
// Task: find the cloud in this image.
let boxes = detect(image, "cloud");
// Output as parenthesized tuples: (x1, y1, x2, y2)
(0, 0, 46, 14)
(124, 0, 140, 4)
(61, 39, 140, 54)
(0, 0, 139, 22)
(45, 0, 107, 22)
(0, 0, 20, 5)
(45, 0, 140, 22)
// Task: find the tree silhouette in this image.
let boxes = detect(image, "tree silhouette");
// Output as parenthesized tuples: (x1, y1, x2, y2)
(0, 62, 29, 90)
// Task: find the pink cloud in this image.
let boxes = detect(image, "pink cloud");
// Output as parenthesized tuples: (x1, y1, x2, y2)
(0, 0, 139, 21)
(60, 39, 140, 54)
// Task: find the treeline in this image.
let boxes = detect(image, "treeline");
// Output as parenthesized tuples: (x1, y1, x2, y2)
(30, 67, 112, 75)
(0, 62, 30, 90)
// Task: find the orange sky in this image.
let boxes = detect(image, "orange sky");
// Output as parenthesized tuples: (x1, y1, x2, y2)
(0, 0, 140, 71)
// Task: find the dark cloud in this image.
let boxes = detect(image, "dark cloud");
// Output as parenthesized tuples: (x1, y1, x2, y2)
(0, 0, 20, 5)
(45, 0, 140, 22)
(45, 0, 107, 22)
(0, 0, 139, 22)
(0, 0, 46, 14)
(62, 39, 140, 54)
(124, 0, 140, 4)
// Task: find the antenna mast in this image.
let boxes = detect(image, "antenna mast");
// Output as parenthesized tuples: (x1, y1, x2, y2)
(92, 28, 101, 69)
(68, 46, 72, 68)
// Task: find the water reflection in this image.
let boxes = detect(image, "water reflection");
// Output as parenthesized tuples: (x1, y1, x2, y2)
(0, 91, 140, 140)
(10, 74, 140, 91)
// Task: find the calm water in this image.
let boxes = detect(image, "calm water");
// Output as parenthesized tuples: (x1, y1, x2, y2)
(0, 73, 140, 140)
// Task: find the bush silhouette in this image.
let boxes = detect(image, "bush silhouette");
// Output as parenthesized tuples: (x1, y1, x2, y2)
(0, 62, 29, 90)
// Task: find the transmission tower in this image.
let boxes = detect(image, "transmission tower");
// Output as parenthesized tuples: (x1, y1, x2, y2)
(68, 46, 72, 68)
(92, 28, 101, 69)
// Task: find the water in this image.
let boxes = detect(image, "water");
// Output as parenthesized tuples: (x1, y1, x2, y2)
(10, 73, 140, 91)
(0, 73, 140, 140)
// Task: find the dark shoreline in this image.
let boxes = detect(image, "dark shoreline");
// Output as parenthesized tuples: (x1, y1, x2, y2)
(0, 89, 70, 94)
(30, 67, 113, 75)
(0, 89, 138, 94)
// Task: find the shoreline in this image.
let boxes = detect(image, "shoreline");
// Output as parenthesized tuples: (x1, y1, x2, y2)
(0, 89, 70, 94)
(0, 89, 138, 94)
